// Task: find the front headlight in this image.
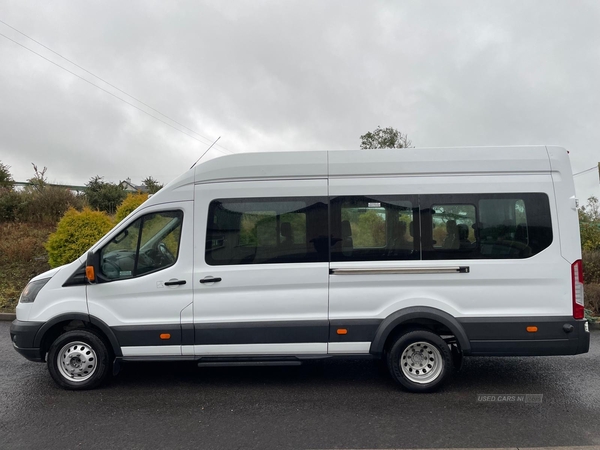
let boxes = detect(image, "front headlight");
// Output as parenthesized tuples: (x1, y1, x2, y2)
(19, 278, 51, 303)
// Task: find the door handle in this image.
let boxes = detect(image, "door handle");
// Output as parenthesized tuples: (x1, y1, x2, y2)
(200, 277, 222, 284)
(164, 279, 186, 286)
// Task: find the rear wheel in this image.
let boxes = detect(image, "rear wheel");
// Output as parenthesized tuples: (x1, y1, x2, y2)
(387, 329, 452, 393)
(47, 330, 111, 390)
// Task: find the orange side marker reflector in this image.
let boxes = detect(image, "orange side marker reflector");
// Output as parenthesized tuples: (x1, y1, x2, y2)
(85, 266, 95, 282)
(336, 329, 348, 335)
(526, 326, 538, 333)
(160, 333, 171, 340)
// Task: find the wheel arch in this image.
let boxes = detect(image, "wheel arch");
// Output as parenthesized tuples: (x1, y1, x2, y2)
(370, 306, 471, 356)
(34, 313, 122, 358)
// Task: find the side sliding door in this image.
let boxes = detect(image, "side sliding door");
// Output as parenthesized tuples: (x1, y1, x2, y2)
(327, 179, 421, 355)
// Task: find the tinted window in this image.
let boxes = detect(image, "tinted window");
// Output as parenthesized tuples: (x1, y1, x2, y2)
(205, 197, 328, 265)
(432, 204, 476, 251)
(331, 196, 419, 262)
(100, 211, 183, 280)
(422, 193, 552, 260)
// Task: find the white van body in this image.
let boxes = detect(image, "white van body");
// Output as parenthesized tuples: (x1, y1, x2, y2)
(10, 146, 590, 391)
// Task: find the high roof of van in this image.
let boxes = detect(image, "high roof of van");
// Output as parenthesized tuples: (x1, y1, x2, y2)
(141, 145, 570, 208)
(193, 145, 558, 183)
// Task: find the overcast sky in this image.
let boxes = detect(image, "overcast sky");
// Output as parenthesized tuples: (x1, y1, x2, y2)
(1, 0, 599, 201)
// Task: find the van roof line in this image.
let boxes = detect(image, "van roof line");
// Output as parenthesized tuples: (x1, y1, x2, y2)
(192, 145, 556, 183)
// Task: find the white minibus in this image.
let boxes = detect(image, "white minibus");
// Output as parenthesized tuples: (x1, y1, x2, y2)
(10, 146, 590, 392)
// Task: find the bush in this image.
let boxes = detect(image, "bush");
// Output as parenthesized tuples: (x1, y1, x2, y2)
(0, 188, 24, 222)
(0, 161, 13, 188)
(45, 208, 114, 268)
(580, 222, 600, 251)
(115, 193, 148, 223)
(0, 186, 85, 224)
(584, 284, 600, 316)
(0, 222, 49, 264)
(0, 222, 53, 311)
(85, 176, 127, 214)
(21, 187, 86, 224)
(583, 250, 600, 285)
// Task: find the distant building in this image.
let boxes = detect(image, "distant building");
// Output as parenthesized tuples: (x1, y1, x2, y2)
(119, 177, 148, 193)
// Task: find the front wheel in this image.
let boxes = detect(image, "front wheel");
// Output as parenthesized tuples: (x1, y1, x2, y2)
(387, 329, 453, 393)
(47, 330, 111, 390)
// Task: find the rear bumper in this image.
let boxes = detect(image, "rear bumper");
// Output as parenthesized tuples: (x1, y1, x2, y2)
(10, 320, 45, 362)
(459, 317, 590, 356)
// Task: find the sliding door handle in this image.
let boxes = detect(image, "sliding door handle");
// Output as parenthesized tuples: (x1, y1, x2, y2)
(200, 277, 222, 284)
(330, 266, 470, 275)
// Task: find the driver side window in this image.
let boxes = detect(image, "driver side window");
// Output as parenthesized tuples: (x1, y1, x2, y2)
(100, 210, 183, 280)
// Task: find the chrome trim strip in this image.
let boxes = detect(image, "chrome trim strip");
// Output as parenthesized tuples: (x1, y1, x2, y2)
(330, 266, 469, 275)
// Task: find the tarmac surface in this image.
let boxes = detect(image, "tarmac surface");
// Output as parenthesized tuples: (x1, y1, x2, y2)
(1, 321, 599, 449)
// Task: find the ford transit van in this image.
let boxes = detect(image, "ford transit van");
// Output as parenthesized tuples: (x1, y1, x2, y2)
(10, 146, 590, 392)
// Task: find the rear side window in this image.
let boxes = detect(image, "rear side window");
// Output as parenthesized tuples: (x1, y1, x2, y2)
(205, 197, 328, 265)
(431, 204, 476, 251)
(422, 193, 552, 260)
(330, 195, 419, 262)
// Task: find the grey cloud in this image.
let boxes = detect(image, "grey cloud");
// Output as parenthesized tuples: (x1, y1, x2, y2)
(0, 0, 599, 200)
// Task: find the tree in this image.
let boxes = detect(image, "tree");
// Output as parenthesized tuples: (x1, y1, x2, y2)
(141, 176, 163, 194)
(85, 176, 127, 214)
(579, 196, 600, 251)
(579, 196, 600, 223)
(27, 163, 47, 192)
(359, 126, 412, 149)
(0, 161, 14, 189)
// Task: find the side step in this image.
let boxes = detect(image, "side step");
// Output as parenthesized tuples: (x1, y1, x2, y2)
(112, 355, 335, 374)
(198, 360, 302, 367)
(196, 355, 330, 368)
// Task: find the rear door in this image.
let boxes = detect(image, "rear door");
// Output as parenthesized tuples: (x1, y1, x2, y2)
(190, 179, 330, 357)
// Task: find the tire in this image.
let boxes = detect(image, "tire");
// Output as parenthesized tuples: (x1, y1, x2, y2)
(386, 329, 453, 393)
(47, 330, 111, 390)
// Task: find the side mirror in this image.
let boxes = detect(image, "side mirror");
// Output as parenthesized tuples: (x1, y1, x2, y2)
(86, 251, 100, 283)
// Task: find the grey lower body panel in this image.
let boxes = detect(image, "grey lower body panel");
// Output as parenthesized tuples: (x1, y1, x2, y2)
(95, 317, 594, 357)
(459, 316, 590, 356)
(10, 316, 590, 364)
(12, 345, 44, 362)
(10, 320, 45, 362)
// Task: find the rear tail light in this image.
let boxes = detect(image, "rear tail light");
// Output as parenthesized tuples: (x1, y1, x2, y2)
(572, 260, 584, 319)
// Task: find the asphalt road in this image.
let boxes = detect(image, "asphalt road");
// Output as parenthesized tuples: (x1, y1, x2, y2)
(1, 321, 599, 450)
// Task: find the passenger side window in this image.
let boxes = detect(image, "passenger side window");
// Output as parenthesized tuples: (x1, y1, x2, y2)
(479, 198, 535, 257)
(432, 204, 476, 251)
(422, 193, 552, 260)
(331, 196, 419, 262)
(100, 211, 183, 280)
(342, 202, 387, 248)
(205, 197, 328, 265)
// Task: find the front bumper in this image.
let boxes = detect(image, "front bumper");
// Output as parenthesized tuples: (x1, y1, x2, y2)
(10, 320, 45, 362)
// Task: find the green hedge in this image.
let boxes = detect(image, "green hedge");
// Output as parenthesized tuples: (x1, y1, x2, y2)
(45, 208, 114, 267)
(115, 193, 148, 223)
